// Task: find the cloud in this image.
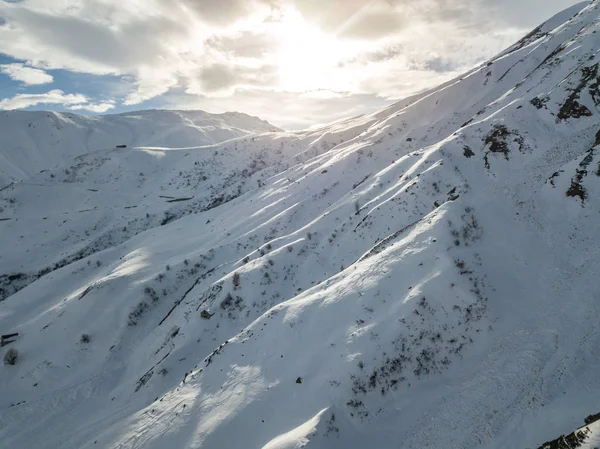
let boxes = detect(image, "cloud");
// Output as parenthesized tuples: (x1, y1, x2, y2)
(123, 67, 179, 105)
(0, 89, 87, 110)
(205, 30, 277, 58)
(177, 0, 274, 25)
(338, 8, 406, 39)
(0, 63, 53, 85)
(69, 101, 116, 113)
(285, 0, 367, 34)
(192, 63, 279, 95)
(285, 0, 481, 40)
(422, 56, 458, 73)
(289, 0, 409, 40)
(161, 88, 392, 129)
(0, 0, 195, 103)
(0, 2, 189, 74)
(0, 0, 584, 125)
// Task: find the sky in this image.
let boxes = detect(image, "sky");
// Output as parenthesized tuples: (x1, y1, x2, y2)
(0, 0, 584, 129)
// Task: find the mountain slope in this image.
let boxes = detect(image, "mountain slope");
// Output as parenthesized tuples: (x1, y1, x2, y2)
(0, 109, 281, 189)
(1, 2, 600, 449)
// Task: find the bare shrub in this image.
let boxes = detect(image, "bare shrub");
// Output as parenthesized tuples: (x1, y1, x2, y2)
(4, 348, 18, 365)
(232, 272, 241, 289)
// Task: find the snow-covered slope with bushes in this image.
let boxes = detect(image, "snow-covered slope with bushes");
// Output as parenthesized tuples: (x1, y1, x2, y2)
(1, 2, 600, 449)
(0, 109, 281, 188)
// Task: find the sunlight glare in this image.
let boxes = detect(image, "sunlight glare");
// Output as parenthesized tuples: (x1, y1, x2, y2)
(274, 9, 355, 92)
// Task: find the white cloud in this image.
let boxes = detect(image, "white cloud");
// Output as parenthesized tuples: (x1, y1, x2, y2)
(0, 89, 89, 110)
(69, 101, 116, 113)
(0, 63, 54, 85)
(123, 67, 179, 105)
(0, 89, 115, 113)
(0, 0, 584, 124)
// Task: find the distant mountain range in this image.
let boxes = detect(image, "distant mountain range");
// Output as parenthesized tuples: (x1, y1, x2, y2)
(0, 109, 281, 188)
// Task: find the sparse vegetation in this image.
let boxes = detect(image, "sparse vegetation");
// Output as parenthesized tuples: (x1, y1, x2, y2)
(4, 348, 18, 365)
(530, 96, 548, 109)
(566, 178, 586, 202)
(220, 292, 244, 317)
(144, 287, 159, 302)
(128, 301, 149, 326)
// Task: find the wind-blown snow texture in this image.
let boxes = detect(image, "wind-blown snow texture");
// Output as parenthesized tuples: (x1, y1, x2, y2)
(1, 3, 600, 448)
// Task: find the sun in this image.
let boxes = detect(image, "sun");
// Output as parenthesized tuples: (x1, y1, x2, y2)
(272, 9, 356, 93)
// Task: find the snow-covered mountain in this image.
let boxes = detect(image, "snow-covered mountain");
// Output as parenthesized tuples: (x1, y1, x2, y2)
(1, 2, 600, 449)
(0, 109, 281, 188)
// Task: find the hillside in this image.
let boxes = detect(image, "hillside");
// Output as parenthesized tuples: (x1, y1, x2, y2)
(0, 2, 599, 449)
(0, 109, 281, 188)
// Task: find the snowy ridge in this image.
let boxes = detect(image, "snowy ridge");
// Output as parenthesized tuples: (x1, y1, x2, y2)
(536, 413, 600, 448)
(0, 109, 281, 188)
(1, 2, 600, 449)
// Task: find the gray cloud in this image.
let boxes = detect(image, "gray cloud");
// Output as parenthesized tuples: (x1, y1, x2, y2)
(285, 0, 366, 33)
(487, 0, 587, 27)
(341, 44, 459, 74)
(205, 30, 276, 58)
(0, 5, 187, 72)
(285, 0, 488, 40)
(290, 0, 584, 40)
(177, 0, 275, 25)
(340, 44, 405, 66)
(339, 8, 406, 39)
(196, 63, 279, 93)
(284, 0, 409, 39)
(394, 0, 585, 29)
(421, 56, 459, 73)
